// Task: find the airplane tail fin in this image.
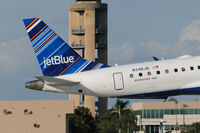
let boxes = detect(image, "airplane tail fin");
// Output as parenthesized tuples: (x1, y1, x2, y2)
(23, 18, 109, 77)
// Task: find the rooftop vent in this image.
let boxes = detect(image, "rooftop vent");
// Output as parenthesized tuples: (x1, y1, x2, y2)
(3, 109, 12, 115)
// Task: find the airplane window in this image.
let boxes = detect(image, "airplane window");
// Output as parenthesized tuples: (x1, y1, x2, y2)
(174, 68, 178, 72)
(139, 73, 143, 77)
(147, 71, 151, 76)
(156, 71, 160, 75)
(130, 74, 134, 78)
(198, 66, 200, 69)
(190, 66, 194, 70)
(165, 69, 169, 73)
(182, 67, 185, 72)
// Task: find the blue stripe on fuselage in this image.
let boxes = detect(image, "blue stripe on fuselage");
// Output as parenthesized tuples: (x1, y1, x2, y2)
(117, 87, 200, 99)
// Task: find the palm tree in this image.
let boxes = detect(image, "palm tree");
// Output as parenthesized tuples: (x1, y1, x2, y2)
(97, 99, 138, 133)
(97, 109, 119, 133)
(69, 106, 98, 133)
(168, 97, 178, 104)
(115, 99, 129, 118)
(115, 99, 132, 133)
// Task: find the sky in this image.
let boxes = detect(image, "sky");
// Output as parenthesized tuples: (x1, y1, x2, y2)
(1, 0, 200, 107)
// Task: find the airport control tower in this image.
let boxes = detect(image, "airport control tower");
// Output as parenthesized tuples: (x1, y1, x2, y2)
(69, 0, 108, 116)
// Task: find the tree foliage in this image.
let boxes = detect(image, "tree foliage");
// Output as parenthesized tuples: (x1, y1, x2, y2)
(69, 99, 138, 133)
(97, 99, 138, 133)
(168, 97, 178, 104)
(69, 106, 97, 133)
(181, 122, 200, 133)
(97, 109, 119, 133)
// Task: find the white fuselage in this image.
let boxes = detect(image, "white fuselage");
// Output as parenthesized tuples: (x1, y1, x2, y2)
(43, 55, 200, 99)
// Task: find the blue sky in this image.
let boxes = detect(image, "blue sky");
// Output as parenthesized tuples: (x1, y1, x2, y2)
(1, 0, 200, 107)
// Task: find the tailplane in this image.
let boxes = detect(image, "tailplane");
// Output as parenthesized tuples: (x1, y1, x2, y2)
(23, 18, 109, 76)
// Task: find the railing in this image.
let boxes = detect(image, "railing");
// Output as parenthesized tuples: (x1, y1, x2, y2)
(71, 29, 85, 35)
(71, 43, 85, 49)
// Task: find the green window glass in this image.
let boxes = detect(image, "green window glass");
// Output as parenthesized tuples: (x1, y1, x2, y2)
(165, 109, 169, 114)
(170, 109, 175, 115)
(160, 109, 164, 118)
(147, 110, 150, 118)
(156, 110, 160, 118)
(175, 109, 179, 114)
(180, 109, 184, 114)
(194, 109, 198, 114)
(151, 110, 155, 118)
(170, 125, 175, 130)
(165, 125, 170, 130)
(189, 109, 193, 114)
(185, 109, 189, 114)
(138, 110, 142, 117)
(143, 110, 146, 118)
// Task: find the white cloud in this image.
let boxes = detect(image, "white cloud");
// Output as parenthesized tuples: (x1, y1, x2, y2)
(108, 20, 200, 65)
(179, 20, 200, 42)
(139, 39, 200, 59)
(0, 37, 37, 74)
(109, 43, 135, 64)
(140, 41, 170, 57)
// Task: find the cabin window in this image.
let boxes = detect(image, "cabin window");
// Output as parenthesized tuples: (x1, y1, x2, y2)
(174, 68, 178, 72)
(190, 66, 194, 70)
(147, 71, 151, 76)
(156, 71, 160, 75)
(165, 69, 169, 74)
(139, 73, 143, 77)
(182, 67, 185, 72)
(198, 66, 200, 69)
(130, 74, 134, 78)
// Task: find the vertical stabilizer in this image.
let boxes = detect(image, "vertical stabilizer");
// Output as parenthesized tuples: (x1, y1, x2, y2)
(23, 18, 109, 76)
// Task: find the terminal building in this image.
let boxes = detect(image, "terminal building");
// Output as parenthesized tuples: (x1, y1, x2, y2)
(0, 100, 74, 133)
(132, 101, 200, 133)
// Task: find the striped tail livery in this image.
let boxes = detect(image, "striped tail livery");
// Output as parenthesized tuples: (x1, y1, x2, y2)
(23, 18, 109, 77)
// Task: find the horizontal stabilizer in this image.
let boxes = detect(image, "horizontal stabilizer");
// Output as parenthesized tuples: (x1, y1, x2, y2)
(36, 76, 79, 86)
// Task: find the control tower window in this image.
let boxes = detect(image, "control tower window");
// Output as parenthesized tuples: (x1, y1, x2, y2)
(79, 11, 84, 16)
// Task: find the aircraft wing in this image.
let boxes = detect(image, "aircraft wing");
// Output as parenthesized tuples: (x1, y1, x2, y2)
(35, 76, 80, 86)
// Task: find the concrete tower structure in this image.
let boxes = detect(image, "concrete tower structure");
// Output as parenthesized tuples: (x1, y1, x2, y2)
(69, 0, 108, 116)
